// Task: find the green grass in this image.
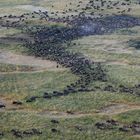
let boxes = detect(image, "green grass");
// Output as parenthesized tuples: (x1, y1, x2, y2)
(1, 69, 140, 113)
(0, 0, 32, 7)
(29, 91, 140, 112)
(106, 65, 140, 87)
(0, 70, 78, 99)
(0, 7, 29, 15)
(0, 63, 35, 72)
(0, 1, 140, 140)
(69, 30, 140, 65)
(66, 27, 140, 89)
(0, 28, 22, 38)
(0, 111, 136, 140)
(114, 110, 140, 123)
(0, 43, 28, 54)
(0, 28, 27, 53)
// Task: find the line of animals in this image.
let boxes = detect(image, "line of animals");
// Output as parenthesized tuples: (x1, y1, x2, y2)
(0, 0, 140, 27)
(0, 119, 60, 138)
(0, 119, 139, 138)
(95, 119, 140, 135)
(24, 29, 106, 102)
(0, 1, 140, 138)
(0, 0, 140, 104)
(23, 14, 140, 102)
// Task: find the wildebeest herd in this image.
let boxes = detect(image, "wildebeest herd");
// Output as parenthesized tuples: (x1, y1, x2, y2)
(0, 0, 140, 27)
(0, 118, 139, 138)
(0, 0, 140, 103)
(0, 119, 61, 138)
(24, 16, 140, 102)
(95, 119, 140, 134)
(0, 0, 140, 138)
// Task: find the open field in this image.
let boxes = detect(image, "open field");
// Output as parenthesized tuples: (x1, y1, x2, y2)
(0, 0, 140, 140)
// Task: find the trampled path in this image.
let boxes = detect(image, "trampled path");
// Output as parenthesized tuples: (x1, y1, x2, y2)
(97, 103, 140, 115)
(1, 105, 140, 118)
(1, 97, 140, 118)
(0, 50, 61, 70)
(1, 13, 140, 119)
(39, 103, 140, 118)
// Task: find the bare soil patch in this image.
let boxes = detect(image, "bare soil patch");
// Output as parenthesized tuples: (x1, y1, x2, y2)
(0, 50, 64, 71)
(98, 103, 140, 115)
(38, 110, 93, 118)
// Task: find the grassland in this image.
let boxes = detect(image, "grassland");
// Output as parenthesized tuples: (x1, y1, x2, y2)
(1, 112, 135, 140)
(0, 63, 35, 72)
(68, 26, 140, 89)
(0, 0, 140, 140)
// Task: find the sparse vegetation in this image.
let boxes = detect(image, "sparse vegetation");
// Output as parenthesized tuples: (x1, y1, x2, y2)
(0, 63, 35, 72)
(0, 0, 140, 140)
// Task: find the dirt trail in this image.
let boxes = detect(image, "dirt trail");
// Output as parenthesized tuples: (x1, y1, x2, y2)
(2, 104, 140, 118)
(0, 98, 92, 118)
(0, 98, 24, 110)
(1, 98, 140, 118)
(98, 103, 140, 115)
(42, 104, 140, 118)
(0, 50, 64, 71)
(0, 68, 66, 75)
(38, 110, 93, 119)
